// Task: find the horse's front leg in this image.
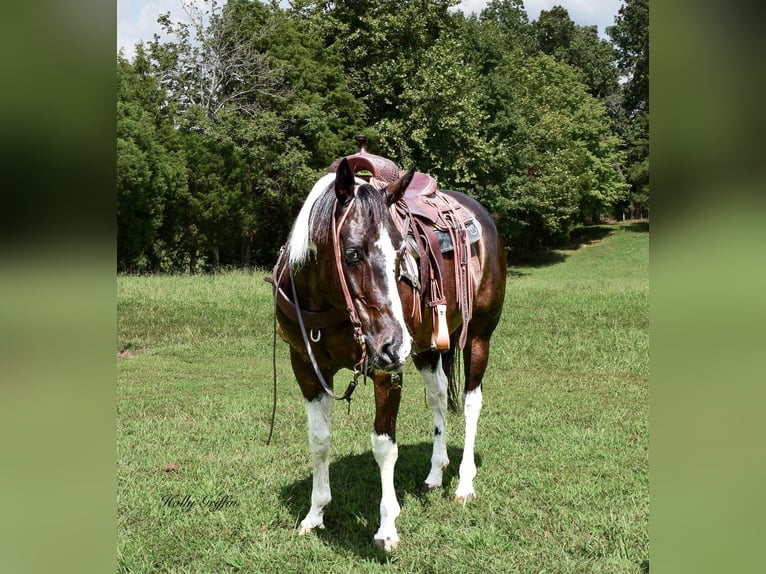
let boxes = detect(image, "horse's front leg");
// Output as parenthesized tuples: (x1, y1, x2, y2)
(371, 371, 403, 551)
(292, 351, 334, 535)
(299, 392, 333, 534)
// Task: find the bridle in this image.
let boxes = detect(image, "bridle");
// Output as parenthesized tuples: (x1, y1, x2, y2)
(328, 188, 409, 367)
(273, 190, 370, 408)
(330, 194, 368, 375)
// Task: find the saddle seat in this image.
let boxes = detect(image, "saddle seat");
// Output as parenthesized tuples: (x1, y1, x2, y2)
(401, 173, 441, 222)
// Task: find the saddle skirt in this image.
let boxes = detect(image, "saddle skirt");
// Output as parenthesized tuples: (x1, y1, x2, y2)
(328, 148, 478, 351)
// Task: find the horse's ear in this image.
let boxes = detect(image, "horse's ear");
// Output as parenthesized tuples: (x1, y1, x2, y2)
(335, 158, 356, 204)
(384, 167, 415, 207)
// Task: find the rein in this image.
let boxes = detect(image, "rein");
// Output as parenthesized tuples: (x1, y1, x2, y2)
(288, 266, 366, 404)
(266, 255, 288, 446)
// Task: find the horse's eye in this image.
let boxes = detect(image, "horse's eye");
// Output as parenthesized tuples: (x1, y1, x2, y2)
(344, 248, 362, 265)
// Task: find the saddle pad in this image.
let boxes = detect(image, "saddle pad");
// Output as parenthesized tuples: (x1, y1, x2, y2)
(434, 218, 482, 254)
(406, 218, 482, 257)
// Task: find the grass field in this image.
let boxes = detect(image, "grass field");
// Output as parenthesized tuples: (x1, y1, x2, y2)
(117, 221, 648, 573)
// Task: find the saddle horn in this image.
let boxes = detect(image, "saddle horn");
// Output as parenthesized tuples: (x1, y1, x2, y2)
(354, 134, 368, 153)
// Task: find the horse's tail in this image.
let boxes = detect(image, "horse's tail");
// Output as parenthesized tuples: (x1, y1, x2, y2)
(441, 332, 461, 413)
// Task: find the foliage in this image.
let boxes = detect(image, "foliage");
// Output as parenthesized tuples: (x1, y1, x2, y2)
(531, 6, 619, 99)
(608, 0, 648, 113)
(479, 0, 536, 54)
(291, 0, 458, 127)
(608, 0, 649, 218)
(469, 41, 627, 256)
(117, 0, 645, 271)
(375, 33, 492, 189)
(117, 47, 189, 272)
(117, 0, 354, 272)
(153, 0, 286, 121)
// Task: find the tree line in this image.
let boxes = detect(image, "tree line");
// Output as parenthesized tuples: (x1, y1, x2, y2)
(117, 0, 648, 273)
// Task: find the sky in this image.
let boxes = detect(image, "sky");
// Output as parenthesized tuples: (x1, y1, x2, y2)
(117, 0, 624, 60)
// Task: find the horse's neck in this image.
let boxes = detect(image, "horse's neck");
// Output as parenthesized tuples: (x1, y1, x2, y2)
(293, 258, 343, 312)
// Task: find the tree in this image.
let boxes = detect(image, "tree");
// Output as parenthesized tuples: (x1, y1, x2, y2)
(292, 0, 459, 127)
(608, 0, 649, 218)
(478, 0, 536, 55)
(117, 47, 188, 272)
(568, 25, 619, 99)
(477, 50, 628, 255)
(532, 6, 619, 99)
(252, 3, 366, 169)
(532, 5, 575, 60)
(144, 0, 316, 270)
(153, 0, 287, 123)
(375, 33, 492, 190)
(608, 0, 648, 113)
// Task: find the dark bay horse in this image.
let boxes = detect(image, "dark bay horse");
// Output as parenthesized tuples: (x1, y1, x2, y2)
(272, 156, 506, 550)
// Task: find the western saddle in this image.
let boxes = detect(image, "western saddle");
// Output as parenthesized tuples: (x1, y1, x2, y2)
(328, 136, 478, 352)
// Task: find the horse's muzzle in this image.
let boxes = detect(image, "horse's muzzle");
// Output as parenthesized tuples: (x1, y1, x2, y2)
(371, 337, 411, 372)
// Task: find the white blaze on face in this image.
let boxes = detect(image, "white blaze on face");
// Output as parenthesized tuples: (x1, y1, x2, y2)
(375, 227, 411, 362)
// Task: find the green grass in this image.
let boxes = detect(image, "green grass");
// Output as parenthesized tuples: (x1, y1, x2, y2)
(117, 222, 648, 573)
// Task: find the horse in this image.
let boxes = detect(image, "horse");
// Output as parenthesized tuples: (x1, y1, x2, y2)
(272, 154, 506, 551)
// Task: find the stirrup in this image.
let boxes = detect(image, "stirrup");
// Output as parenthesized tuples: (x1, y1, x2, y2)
(433, 304, 450, 351)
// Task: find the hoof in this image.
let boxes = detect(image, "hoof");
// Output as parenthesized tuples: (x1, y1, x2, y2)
(298, 523, 324, 536)
(455, 492, 476, 503)
(374, 537, 399, 552)
(419, 482, 442, 494)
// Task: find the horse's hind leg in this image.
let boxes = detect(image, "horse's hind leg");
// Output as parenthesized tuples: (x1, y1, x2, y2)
(414, 352, 449, 490)
(371, 371, 402, 551)
(455, 335, 491, 502)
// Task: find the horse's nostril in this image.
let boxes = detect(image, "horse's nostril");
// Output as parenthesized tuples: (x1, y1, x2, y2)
(381, 341, 396, 362)
(375, 335, 410, 371)
(378, 340, 403, 369)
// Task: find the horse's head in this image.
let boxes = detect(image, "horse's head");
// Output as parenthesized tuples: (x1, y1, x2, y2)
(329, 158, 414, 372)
